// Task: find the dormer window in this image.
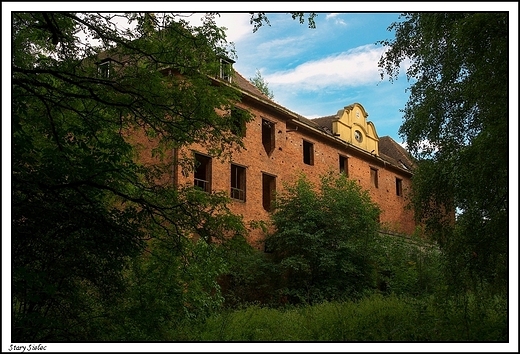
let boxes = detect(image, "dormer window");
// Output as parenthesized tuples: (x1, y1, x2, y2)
(97, 59, 113, 78)
(218, 58, 233, 83)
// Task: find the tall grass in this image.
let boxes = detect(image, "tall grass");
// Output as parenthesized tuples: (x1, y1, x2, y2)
(178, 293, 507, 341)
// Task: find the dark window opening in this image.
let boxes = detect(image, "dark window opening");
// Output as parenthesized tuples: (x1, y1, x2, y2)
(396, 178, 403, 196)
(194, 153, 211, 192)
(262, 119, 275, 155)
(370, 167, 378, 188)
(231, 164, 246, 201)
(303, 140, 314, 165)
(339, 155, 349, 176)
(262, 173, 276, 212)
(97, 59, 112, 78)
(231, 107, 247, 137)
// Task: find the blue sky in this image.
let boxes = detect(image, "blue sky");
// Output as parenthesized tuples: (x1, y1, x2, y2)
(212, 12, 411, 143)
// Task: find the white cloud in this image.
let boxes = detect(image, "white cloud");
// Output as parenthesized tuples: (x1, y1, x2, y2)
(325, 13, 347, 26)
(255, 35, 311, 59)
(176, 13, 252, 44)
(214, 13, 254, 43)
(325, 13, 340, 20)
(265, 44, 387, 89)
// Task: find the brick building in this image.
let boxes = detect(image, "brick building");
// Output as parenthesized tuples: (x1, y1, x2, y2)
(165, 64, 418, 249)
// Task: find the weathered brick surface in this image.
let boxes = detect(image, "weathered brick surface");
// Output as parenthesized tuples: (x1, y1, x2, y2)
(171, 101, 418, 249)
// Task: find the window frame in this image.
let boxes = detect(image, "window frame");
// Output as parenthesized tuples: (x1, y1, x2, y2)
(230, 163, 247, 202)
(193, 152, 212, 193)
(219, 58, 233, 82)
(97, 59, 113, 78)
(339, 154, 349, 176)
(396, 177, 403, 196)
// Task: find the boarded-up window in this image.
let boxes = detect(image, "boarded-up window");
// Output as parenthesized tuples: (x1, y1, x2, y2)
(370, 167, 378, 188)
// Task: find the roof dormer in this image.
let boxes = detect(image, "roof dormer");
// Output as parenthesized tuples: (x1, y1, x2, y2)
(217, 57, 235, 83)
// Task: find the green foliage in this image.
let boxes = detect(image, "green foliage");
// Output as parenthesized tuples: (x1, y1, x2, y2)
(378, 13, 508, 292)
(185, 292, 507, 341)
(249, 12, 317, 33)
(266, 172, 381, 304)
(85, 236, 229, 341)
(374, 233, 445, 297)
(249, 69, 274, 99)
(12, 12, 252, 341)
(217, 234, 281, 307)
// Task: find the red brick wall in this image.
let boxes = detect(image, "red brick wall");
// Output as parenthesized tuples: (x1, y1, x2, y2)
(173, 101, 418, 249)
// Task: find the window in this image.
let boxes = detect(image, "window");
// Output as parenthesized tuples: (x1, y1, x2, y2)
(262, 119, 275, 155)
(303, 140, 314, 165)
(339, 155, 349, 176)
(231, 164, 246, 201)
(194, 153, 211, 192)
(262, 173, 276, 212)
(97, 59, 112, 78)
(230, 107, 247, 137)
(370, 167, 378, 188)
(219, 58, 233, 82)
(354, 130, 363, 143)
(396, 178, 403, 196)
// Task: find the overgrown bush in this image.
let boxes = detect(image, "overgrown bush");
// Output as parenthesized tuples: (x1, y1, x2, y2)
(84, 236, 230, 341)
(217, 235, 281, 307)
(265, 172, 381, 304)
(186, 293, 508, 341)
(374, 232, 445, 297)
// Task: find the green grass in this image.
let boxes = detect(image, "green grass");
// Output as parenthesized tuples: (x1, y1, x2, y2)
(176, 293, 507, 341)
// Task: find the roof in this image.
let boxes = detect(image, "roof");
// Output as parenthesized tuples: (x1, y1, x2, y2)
(378, 136, 415, 172)
(231, 70, 325, 131)
(233, 71, 270, 100)
(229, 69, 415, 174)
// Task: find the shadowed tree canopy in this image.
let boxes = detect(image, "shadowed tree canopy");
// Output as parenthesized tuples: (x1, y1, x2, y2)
(12, 12, 254, 341)
(11, 11, 325, 342)
(378, 13, 508, 291)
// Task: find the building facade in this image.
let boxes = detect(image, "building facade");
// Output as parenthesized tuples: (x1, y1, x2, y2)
(163, 68, 418, 249)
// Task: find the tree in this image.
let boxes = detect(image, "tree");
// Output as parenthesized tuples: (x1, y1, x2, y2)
(12, 12, 251, 341)
(378, 13, 508, 291)
(249, 69, 274, 99)
(249, 12, 317, 33)
(265, 173, 381, 304)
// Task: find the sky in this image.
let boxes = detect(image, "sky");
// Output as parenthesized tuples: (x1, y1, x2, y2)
(3, 3, 518, 145)
(199, 12, 411, 144)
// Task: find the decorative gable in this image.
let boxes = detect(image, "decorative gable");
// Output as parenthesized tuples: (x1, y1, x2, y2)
(331, 103, 379, 155)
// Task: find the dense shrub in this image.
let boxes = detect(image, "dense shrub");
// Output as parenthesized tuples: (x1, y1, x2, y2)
(187, 293, 508, 341)
(265, 172, 381, 304)
(217, 234, 281, 307)
(84, 237, 230, 341)
(374, 232, 445, 297)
